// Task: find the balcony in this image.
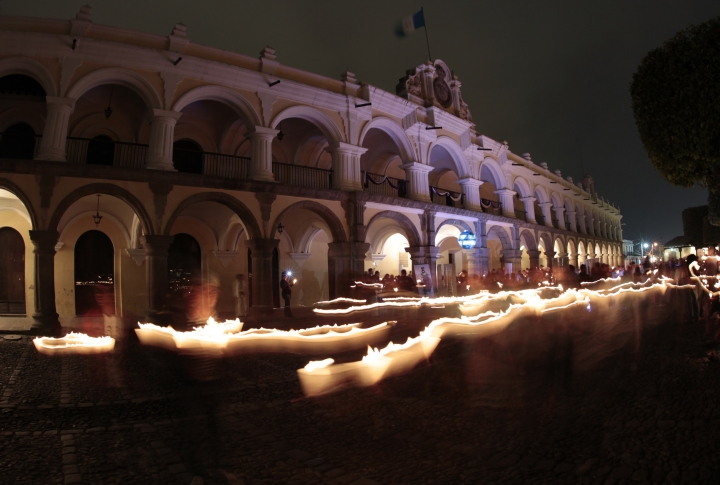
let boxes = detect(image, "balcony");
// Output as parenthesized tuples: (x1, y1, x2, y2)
(430, 186, 463, 209)
(481, 198, 502, 216)
(273, 162, 332, 190)
(66, 137, 148, 169)
(363, 171, 406, 198)
(514, 209, 527, 222)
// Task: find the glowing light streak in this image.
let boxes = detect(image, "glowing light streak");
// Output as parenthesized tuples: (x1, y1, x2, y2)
(34, 332, 115, 355)
(136, 319, 391, 355)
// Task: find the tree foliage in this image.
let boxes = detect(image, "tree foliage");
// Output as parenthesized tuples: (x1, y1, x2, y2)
(630, 17, 720, 223)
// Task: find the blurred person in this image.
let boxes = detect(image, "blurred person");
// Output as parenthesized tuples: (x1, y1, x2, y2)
(281, 271, 294, 317)
(185, 275, 220, 327)
(233, 273, 247, 318)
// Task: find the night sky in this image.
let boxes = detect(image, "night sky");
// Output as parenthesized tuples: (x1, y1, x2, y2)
(5, 0, 720, 243)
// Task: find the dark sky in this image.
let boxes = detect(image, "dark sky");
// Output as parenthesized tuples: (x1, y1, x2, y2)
(5, 0, 720, 243)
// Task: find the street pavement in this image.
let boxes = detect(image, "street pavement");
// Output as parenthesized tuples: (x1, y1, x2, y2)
(1, 299, 718, 485)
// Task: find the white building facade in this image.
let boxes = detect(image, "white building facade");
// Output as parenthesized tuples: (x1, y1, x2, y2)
(0, 8, 623, 332)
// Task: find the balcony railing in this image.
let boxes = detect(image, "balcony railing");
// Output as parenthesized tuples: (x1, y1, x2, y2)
(430, 186, 463, 208)
(514, 209, 527, 222)
(535, 212, 545, 226)
(273, 162, 332, 189)
(481, 198, 502, 216)
(202, 152, 250, 178)
(363, 171, 406, 198)
(551, 217, 560, 229)
(66, 137, 148, 169)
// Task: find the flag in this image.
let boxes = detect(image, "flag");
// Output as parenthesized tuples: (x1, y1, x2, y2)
(397, 9, 425, 37)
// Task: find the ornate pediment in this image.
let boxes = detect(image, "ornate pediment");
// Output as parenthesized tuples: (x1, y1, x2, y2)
(395, 59, 473, 123)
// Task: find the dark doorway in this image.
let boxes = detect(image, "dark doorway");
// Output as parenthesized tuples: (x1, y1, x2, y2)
(0, 123, 36, 160)
(0, 227, 25, 314)
(172, 139, 203, 174)
(74, 230, 115, 315)
(86, 135, 115, 166)
(272, 247, 280, 308)
(168, 233, 201, 300)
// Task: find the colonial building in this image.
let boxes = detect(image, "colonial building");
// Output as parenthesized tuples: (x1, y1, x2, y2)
(0, 7, 623, 333)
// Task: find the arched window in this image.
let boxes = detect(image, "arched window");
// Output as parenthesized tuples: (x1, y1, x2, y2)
(0, 227, 25, 314)
(86, 135, 115, 166)
(172, 139, 203, 174)
(168, 233, 201, 298)
(74, 230, 115, 315)
(0, 123, 36, 160)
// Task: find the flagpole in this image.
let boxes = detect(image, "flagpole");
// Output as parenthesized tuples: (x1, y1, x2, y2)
(422, 7, 432, 61)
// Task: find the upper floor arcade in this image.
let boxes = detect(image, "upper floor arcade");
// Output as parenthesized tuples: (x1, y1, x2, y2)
(0, 7, 622, 243)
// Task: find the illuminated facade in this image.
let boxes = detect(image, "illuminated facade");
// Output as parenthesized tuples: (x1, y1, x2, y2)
(0, 7, 623, 332)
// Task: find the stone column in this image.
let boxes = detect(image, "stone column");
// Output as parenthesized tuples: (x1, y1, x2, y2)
(521, 196, 537, 223)
(140, 235, 174, 320)
(248, 126, 278, 182)
(495, 189, 517, 218)
(539, 202, 554, 228)
(328, 241, 371, 299)
(545, 251, 556, 269)
(399, 162, 433, 202)
(146, 109, 182, 171)
(587, 215, 595, 236)
(405, 246, 440, 294)
(569, 252, 579, 268)
(457, 178, 483, 211)
(465, 247, 490, 277)
(527, 249, 541, 269)
(245, 238, 279, 310)
(578, 213, 587, 234)
(29, 230, 61, 335)
(35, 97, 76, 162)
(553, 207, 566, 230)
(566, 210, 577, 232)
(501, 248, 522, 273)
(326, 143, 367, 191)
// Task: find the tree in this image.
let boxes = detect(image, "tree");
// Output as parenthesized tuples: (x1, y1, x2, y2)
(630, 17, 720, 224)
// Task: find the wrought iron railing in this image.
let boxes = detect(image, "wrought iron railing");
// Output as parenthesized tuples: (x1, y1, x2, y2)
(430, 186, 463, 208)
(514, 209, 527, 222)
(535, 212, 545, 226)
(203, 152, 250, 178)
(551, 217, 560, 229)
(66, 137, 147, 168)
(363, 171, 406, 198)
(273, 162, 333, 189)
(481, 198, 502, 216)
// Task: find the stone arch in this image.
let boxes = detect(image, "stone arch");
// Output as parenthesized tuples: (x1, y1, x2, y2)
(365, 211, 421, 247)
(48, 183, 153, 235)
(359, 117, 415, 163)
(0, 56, 57, 97)
(428, 136, 471, 178)
(66, 68, 162, 110)
(270, 200, 347, 242)
(533, 185, 550, 204)
(518, 229, 538, 251)
(487, 225, 512, 249)
(511, 176, 532, 198)
(436, 219, 473, 234)
(550, 191, 563, 209)
(163, 192, 261, 239)
(0, 109, 45, 135)
(554, 235, 566, 256)
(0, 178, 39, 230)
(172, 84, 262, 129)
(478, 157, 507, 189)
(270, 105, 344, 145)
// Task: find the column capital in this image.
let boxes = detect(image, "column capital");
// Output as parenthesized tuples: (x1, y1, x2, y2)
(494, 189, 516, 197)
(45, 96, 77, 109)
(140, 235, 174, 254)
(539, 202, 554, 209)
(520, 196, 536, 203)
(326, 142, 368, 156)
(29, 230, 60, 248)
(151, 109, 183, 121)
(247, 126, 280, 139)
(457, 177, 484, 188)
(399, 161, 434, 173)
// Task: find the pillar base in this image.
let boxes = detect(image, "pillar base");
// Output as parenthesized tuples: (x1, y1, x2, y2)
(31, 313, 61, 336)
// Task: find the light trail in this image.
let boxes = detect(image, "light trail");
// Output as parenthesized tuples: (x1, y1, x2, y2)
(33, 332, 115, 355)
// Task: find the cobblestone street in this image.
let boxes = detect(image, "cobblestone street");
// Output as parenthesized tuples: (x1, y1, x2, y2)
(1, 302, 718, 485)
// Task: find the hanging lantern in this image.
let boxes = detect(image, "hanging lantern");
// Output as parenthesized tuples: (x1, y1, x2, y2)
(92, 194, 103, 227)
(458, 230, 476, 249)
